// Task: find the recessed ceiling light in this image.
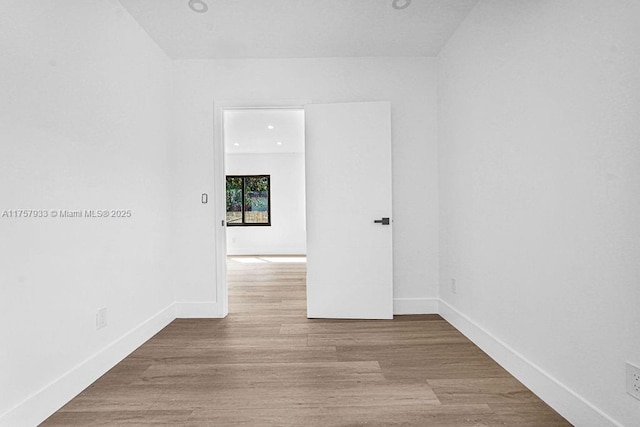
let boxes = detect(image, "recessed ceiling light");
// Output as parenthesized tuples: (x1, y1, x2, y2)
(392, 0, 411, 10)
(267, 125, 274, 130)
(234, 143, 240, 146)
(188, 0, 208, 13)
(276, 141, 282, 145)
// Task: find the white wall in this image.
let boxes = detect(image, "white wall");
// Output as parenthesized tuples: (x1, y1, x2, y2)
(172, 57, 439, 313)
(438, 1, 640, 425)
(0, 1, 174, 425)
(226, 153, 306, 255)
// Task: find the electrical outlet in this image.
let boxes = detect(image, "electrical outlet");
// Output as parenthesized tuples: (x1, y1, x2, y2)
(96, 308, 107, 330)
(627, 362, 640, 400)
(451, 278, 457, 294)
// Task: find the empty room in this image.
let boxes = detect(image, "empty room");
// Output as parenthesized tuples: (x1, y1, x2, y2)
(1, 0, 639, 426)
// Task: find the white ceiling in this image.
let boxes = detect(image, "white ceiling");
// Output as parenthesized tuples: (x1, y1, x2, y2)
(118, 0, 479, 59)
(224, 109, 305, 154)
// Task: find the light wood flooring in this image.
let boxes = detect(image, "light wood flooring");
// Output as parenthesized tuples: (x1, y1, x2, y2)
(42, 256, 571, 426)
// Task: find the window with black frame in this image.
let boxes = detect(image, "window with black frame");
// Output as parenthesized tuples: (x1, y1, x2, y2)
(226, 175, 271, 226)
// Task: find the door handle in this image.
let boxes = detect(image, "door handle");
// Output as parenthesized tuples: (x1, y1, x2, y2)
(374, 217, 390, 225)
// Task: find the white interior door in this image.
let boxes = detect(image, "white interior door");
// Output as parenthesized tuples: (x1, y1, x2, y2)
(305, 101, 393, 319)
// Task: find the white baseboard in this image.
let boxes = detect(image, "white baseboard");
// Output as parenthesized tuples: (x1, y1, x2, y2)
(174, 301, 227, 318)
(0, 303, 176, 427)
(3, 297, 620, 427)
(438, 299, 622, 427)
(393, 297, 439, 315)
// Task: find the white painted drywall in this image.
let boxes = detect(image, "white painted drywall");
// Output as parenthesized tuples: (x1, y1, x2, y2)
(226, 153, 306, 255)
(0, 0, 174, 424)
(438, 1, 640, 425)
(172, 57, 439, 308)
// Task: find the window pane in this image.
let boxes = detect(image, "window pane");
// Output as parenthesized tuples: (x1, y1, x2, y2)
(226, 177, 243, 224)
(244, 176, 269, 224)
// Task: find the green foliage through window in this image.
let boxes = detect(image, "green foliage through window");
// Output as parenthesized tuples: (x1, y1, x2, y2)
(226, 175, 270, 226)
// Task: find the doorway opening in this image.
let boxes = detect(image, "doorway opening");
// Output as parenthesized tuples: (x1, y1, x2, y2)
(222, 108, 307, 314)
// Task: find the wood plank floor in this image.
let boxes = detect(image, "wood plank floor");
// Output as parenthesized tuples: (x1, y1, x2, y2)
(42, 256, 571, 426)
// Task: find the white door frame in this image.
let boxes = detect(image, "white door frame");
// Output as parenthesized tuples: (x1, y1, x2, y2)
(213, 99, 312, 317)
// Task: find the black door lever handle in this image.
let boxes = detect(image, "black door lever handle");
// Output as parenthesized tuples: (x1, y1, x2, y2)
(374, 217, 390, 225)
